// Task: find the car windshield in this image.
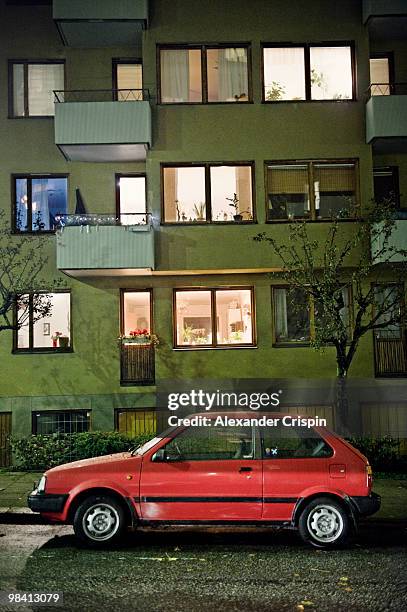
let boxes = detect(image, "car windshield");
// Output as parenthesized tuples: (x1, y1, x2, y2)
(131, 425, 178, 456)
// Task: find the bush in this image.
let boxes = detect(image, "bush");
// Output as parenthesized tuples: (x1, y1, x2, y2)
(346, 436, 407, 472)
(10, 431, 156, 471)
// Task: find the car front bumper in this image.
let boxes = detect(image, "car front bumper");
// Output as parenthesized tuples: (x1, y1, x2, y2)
(349, 492, 381, 517)
(27, 490, 68, 514)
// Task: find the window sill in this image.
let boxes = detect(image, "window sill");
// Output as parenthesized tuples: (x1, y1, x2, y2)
(265, 217, 360, 224)
(12, 348, 73, 355)
(262, 99, 357, 104)
(161, 220, 257, 226)
(158, 101, 253, 106)
(8, 115, 55, 120)
(173, 345, 257, 351)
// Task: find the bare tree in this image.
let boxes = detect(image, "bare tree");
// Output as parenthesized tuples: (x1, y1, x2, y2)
(0, 210, 64, 334)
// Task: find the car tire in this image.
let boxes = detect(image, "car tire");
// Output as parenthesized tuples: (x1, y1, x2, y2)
(298, 497, 351, 549)
(73, 494, 126, 547)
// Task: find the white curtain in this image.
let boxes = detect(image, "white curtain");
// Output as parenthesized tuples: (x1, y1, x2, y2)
(218, 48, 247, 101)
(13, 64, 25, 116)
(160, 50, 190, 102)
(28, 64, 64, 116)
(274, 289, 288, 339)
(32, 179, 50, 230)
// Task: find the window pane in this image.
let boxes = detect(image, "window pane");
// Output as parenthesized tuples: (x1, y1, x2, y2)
(28, 63, 64, 116)
(116, 63, 143, 100)
(12, 63, 25, 116)
(35, 411, 90, 435)
(262, 424, 331, 459)
(310, 46, 352, 100)
(117, 410, 156, 436)
(15, 178, 28, 231)
(374, 286, 402, 339)
(210, 166, 253, 221)
(31, 177, 67, 231)
(216, 289, 253, 344)
(160, 49, 202, 103)
(175, 291, 212, 346)
(263, 47, 305, 101)
(267, 165, 309, 220)
(207, 47, 248, 102)
(373, 168, 398, 206)
(33, 293, 71, 349)
(314, 163, 356, 219)
(118, 176, 146, 225)
(123, 291, 151, 337)
(17, 294, 30, 349)
(163, 167, 206, 222)
(314, 288, 351, 338)
(274, 288, 310, 343)
(370, 58, 390, 96)
(163, 425, 254, 461)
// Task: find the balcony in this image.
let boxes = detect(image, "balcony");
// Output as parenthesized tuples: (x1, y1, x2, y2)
(371, 219, 407, 264)
(56, 214, 155, 277)
(53, 0, 148, 47)
(363, 1, 407, 39)
(366, 84, 407, 153)
(54, 89, 151, 162)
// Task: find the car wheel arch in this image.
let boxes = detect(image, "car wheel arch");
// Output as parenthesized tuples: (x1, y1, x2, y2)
(67, 487, 137, 527)
(292, 492, 357, 528)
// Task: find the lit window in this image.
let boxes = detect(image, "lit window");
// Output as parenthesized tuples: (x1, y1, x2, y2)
(10, 61, 64, 117)
(116, 409, 156, 436)
(159, 45, 250, 103)
(122, 291, 151, 338)
(16, 292, 71, 351)
(14, 175, 68, 232)
(116, 175, 147, 225)
(175, 288, 255, 348)
(369, 56, 391, 96)
(163, 164, 254, 223)
(114, 60, 143, 100)
(263, 44, 354, 101)
(266, 160, 357, 221)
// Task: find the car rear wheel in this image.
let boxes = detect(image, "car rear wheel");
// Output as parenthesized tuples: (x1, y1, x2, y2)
(298, 497, 351, 548)
(73, 495, 126, 547)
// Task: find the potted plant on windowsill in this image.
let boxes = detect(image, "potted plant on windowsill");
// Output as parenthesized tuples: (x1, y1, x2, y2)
(226, 193, 250, 222)
(118, 329, 159, 347)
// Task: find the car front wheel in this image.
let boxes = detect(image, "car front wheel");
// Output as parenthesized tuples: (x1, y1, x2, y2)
(73, 495, 126, 547)
(298, 497, 351, 548)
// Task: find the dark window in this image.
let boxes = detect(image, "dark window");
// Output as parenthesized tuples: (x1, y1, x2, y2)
(163, 163, 254, 223)
(15, 292, 71, 352)
(33, 411, 90, 435)
(266, 160, 358, 221)
(261, 424, 332, 459)
(159, 45, 251, 104)
(263, 43, 355, 102)
(161, 425, 255, 461)
(373, 167, 400, 208)
(13, 175, 68, 232)
(9, 60, 64, 117)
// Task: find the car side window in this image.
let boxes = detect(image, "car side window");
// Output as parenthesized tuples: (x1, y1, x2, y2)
(261, 424, 332, 459)
(162, 425, 255, 461)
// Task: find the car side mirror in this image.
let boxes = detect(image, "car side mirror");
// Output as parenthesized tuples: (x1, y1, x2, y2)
(152, 448, 166, 462)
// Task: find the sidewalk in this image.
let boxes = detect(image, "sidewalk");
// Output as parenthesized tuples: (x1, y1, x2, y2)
(0, 471, 406, 522)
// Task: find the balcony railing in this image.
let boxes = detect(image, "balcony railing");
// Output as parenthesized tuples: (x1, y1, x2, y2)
(120, 344, 155, 385)
(375, 337, 407, 376)
(55, 213, 151, 228)
(367, 83, 407, 98)
(54, 89, 149, 103)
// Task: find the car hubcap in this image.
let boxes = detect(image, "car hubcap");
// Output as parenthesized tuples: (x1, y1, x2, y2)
(307, 505, 344, 543)
(83, 504, 120, 541)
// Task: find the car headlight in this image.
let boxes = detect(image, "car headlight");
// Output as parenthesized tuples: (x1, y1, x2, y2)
(37, 475, 47, 493)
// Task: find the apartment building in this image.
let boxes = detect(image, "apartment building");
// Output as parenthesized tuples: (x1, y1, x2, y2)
(0, 0, 406, 465)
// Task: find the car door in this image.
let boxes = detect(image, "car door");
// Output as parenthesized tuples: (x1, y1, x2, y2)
(260, 423, 332, 521)
(139, 422, 263, 521)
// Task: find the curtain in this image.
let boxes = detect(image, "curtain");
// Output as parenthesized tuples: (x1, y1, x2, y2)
(218, 48, 247, 101)
(15, 178, 28, 230)
(160, 50, 190, 102)
(32, 179, 50, 230)
(274, 289, 288, 340)
(28, 64, 63, 116)
(13, 64, 25, 116)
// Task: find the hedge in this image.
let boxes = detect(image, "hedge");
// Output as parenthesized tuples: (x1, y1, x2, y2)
(346, 436, 407, 472)
(10, 431, 156, 471)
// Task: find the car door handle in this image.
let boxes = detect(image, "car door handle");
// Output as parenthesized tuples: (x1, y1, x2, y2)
(239, 466, 253, 473)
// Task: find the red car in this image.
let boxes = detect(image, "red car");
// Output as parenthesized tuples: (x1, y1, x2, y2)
(28, 413, 380, 548)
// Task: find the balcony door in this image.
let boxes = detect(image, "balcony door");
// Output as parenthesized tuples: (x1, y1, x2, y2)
(116, 174, 147, 225)
(369, 54, 393, 96)
(374, 285, 407, 377)
(113, 59, 143, 100)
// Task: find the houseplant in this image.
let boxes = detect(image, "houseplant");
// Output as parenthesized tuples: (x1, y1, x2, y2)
(226, 193, 244, 221)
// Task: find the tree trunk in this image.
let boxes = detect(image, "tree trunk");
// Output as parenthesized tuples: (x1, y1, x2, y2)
(335, 373, 349, 437)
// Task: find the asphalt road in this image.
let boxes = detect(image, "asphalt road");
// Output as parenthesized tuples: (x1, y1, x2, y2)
(0, 522, 406, 612)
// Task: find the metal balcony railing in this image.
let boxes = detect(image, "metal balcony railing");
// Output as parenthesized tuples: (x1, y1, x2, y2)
(54, 89, 150, 103)
(367, 82, 407, 98)
(374, 337, 407, 376)
(120, 344, 155, 385)
(55, 213, 152, 228)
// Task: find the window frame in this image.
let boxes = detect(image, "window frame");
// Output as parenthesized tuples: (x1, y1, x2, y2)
(161, 161, 256, 224)
(173, 286, 256, 350)
(13, 290, 73, 354)
(157, 43, 252, 105)
(261, 42, 356, 103)
(264, 158, 360, 223)
(115, 173, 147, 223)
(112, 57, 143, 100)
(120, 288, 154, 337)
(32, 409, 91, 435)
(271, 285, 353, 347)
(11, 173, 69, 234)
(8, 59, 66, 119)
